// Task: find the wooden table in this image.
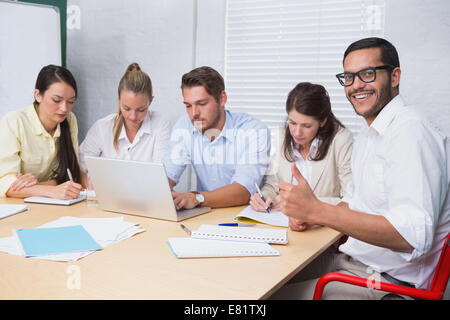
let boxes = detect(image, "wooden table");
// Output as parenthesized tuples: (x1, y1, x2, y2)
(0, 197, 341, 299)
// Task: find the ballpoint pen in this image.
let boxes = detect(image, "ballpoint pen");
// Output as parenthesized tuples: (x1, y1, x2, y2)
(218, 223, 255, 227)
(254, 183, 270, 213)
(180, 224, 191, 236)
(67, 168, 73, 182)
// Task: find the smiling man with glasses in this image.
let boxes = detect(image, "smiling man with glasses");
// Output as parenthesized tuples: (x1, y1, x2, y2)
(271, 37, 449, 300)
(338, 40, 401, 125)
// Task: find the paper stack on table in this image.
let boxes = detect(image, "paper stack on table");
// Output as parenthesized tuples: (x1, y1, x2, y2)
(0, 216, 144, 261)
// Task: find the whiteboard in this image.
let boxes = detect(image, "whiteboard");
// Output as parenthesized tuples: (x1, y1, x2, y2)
(0, 0, 61, 118)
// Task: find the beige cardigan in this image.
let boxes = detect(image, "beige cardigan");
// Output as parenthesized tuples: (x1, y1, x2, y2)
(262, 126, 353, 205)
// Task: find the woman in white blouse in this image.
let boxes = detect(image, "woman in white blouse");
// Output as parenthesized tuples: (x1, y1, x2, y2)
(80, 63, 172, 187)
(250, 82, 353, 231)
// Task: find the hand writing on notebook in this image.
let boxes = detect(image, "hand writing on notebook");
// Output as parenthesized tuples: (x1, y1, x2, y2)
(51, 181, 83, 200)
(249, 194, 281, 212)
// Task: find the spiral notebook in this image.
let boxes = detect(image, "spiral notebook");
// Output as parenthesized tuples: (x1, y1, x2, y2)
(191, 224, 288, 244)
(167, 237, 280, 258)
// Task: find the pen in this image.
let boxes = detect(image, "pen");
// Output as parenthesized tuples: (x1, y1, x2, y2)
(67, 168, 73, 182)
(255, 183, 270, 213)
(218, 223, 255, 227)
(180, 224, 191, 236)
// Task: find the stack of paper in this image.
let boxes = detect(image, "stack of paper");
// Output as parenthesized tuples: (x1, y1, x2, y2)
(0, 216, 144, 261)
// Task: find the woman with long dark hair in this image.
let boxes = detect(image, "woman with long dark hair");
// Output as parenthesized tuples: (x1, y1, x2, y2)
(0, 64, 83, 199)
(250, 82, 353, 231)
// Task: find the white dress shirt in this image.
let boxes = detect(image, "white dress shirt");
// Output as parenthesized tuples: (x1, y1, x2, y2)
(291, 137, 319, 187)
(80, 110, 172, 173)
(340, 95, 449, 289)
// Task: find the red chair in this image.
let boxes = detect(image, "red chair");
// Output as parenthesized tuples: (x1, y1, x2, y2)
(313, 233, 450, 300)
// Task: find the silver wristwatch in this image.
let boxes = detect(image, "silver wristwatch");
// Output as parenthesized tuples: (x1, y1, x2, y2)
(192, 191, 204, 207)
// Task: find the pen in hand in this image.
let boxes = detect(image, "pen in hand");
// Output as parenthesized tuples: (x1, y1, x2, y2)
(254, 183, 270, 213)
(67, 168, 74, 182)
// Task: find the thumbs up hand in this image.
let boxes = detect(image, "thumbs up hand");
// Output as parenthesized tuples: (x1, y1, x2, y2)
(279, 163, 321, 224)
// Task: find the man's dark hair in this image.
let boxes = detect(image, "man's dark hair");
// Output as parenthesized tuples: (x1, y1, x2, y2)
(343, 37, 400, 68)
(181, 66, 225, 103)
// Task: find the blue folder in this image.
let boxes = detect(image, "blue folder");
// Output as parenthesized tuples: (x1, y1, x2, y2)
(16, 225, 102, 256)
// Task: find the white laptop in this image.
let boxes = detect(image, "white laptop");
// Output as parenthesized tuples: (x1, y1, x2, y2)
(84, 156, 210, 221)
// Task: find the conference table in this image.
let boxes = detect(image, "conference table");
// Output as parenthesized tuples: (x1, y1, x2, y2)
(0, 197, 341, 300)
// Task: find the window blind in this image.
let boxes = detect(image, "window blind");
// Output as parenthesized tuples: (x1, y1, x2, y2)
(224, 0, 386, 138)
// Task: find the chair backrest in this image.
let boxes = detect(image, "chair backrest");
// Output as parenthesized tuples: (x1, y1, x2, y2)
(429, 233, 450, 295)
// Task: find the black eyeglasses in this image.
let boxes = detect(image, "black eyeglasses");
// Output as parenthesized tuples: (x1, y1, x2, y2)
(336, 65, 395, 87)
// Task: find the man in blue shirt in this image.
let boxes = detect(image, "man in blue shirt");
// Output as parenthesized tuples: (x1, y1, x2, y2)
(164, 66, 271, 210)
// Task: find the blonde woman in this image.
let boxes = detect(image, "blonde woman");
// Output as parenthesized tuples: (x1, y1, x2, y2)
(79, 63, 172, 186)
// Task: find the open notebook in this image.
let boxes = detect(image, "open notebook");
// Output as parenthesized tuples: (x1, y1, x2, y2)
(235, 206, 289, 227)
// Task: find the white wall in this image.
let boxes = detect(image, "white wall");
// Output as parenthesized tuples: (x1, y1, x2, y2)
(384, 0, 450, 136)
(195, 0, 226, 72)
